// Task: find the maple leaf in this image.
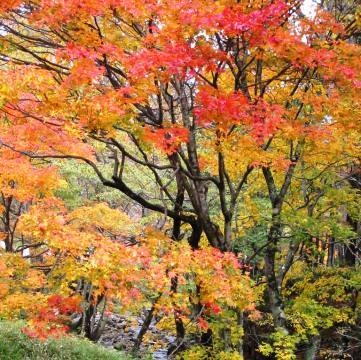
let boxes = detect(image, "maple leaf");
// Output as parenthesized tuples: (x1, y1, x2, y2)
(143, 126, 189, 154)
(198, 316, 209, 330)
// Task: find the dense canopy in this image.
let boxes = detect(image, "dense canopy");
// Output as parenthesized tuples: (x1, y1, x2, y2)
(0, 0, 360, 359)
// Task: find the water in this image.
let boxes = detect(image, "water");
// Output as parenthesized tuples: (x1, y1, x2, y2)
(153, 348, 168, 360)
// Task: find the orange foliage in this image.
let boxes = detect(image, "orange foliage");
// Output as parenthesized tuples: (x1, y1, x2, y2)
(0, 0, 359, 349)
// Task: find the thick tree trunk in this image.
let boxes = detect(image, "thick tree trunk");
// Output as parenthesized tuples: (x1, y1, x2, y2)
(264, 219, 288, 331)
(264, 252, 288, 330)
(224, 219, 233, 252)
(188, 221, 202, 249)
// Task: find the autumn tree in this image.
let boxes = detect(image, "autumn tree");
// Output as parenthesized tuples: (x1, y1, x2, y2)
(0, 0, 360, 358)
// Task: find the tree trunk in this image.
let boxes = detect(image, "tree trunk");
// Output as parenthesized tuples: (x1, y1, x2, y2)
(327, 237, 335, 267)
(345, 215, 360, 266)
(264, 222, 288, 331)
(188, 221, 202, 249)
(237, 311, 244, 358)
(132, 295, 161, 353)
(171, 277, 186, 349)
(304, 335, 320, 360)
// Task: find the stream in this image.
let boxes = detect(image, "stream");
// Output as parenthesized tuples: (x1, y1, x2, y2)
(99, 313, 175, 359)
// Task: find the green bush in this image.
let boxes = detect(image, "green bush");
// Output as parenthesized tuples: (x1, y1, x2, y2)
(0, 321, 129, 360)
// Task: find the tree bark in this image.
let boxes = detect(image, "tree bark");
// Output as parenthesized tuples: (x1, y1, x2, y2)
(264, 223, 288, 331)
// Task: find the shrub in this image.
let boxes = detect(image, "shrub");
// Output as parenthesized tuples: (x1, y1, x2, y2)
(0, 321, 127, 360)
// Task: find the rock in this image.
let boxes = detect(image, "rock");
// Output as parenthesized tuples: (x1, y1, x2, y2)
(98, 312, 183, 359)
(114, 343, 126, 351)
